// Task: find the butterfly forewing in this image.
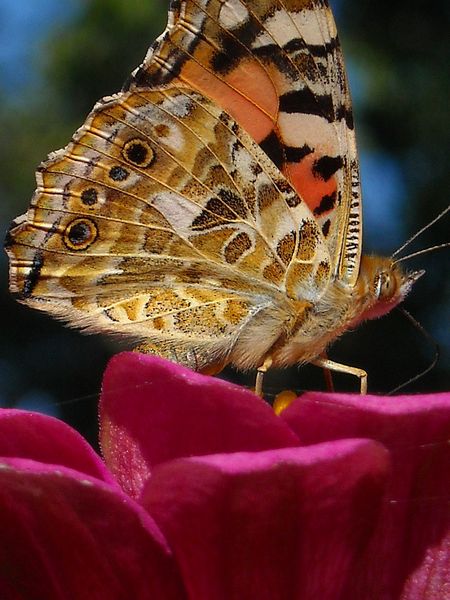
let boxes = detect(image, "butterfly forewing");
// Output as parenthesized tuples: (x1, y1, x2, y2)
(130, 0, 362, 284)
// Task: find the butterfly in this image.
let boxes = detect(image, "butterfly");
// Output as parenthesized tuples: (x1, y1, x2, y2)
(5, 0, 422, 395)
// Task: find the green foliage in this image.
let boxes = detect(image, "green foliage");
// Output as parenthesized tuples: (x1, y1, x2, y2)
(341, 0, 449, 226)
(1, 0, 166, 218)
(45, 0, 166, 118)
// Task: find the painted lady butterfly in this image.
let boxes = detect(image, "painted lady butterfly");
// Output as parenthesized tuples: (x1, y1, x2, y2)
(5, 0, 422, 394)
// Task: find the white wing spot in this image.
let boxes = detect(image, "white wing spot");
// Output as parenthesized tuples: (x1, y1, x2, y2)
(152, 191, 201, 237)
(163, 94, 195, 118)
(219, 0, 249, 29)
(262, 8, 336, 47)
(292, 9, 336, 46)
(278, 112, 339, 154)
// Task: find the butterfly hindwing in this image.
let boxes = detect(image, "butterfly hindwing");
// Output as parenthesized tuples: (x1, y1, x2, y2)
(7, 85, 330, 366)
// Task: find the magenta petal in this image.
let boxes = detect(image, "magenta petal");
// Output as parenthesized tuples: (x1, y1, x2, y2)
(100, 353, 299, 498)
(282, 392, 450, 598)
(0, 409, 115, 485)
(141, 440, 389, 600)
(280, 392, 450, 448)
(0, 458, 186, 600)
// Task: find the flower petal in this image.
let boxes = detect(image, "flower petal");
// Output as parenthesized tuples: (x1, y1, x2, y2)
(0, 409, 115, 484)
(280, 392, 450, 448)
(0, 458, 186, 600)
(282, 392, 450, 598)
(100, 353, 299, 498)
(141, 440, 389, 600)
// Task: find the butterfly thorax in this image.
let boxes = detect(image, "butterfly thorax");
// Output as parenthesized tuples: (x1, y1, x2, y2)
(245, 255, 420, 369)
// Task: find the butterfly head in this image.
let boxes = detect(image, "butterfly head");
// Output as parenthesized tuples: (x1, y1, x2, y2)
(355, 255, 424, 323)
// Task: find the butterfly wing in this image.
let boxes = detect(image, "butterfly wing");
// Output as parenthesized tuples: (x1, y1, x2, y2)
(130, 0, 362, 285)
(6, 0, 363, 370)
(6, 86, 331, 368)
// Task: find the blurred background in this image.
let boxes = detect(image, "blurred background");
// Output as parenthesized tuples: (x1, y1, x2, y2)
(0, 0, 448, 444)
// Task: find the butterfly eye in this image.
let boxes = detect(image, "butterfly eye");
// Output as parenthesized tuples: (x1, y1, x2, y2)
(375, 271, 396, 300)
(63, 218, 98, 251)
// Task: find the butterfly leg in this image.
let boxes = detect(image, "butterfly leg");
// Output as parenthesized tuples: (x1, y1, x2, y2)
(323, 368, 335, 392)
(255, 356, 273, 398)
(311, 357, 367, 394)
(320, 352, 335, 392)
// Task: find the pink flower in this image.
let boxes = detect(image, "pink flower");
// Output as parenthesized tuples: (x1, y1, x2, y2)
(0, 352, 448, 599)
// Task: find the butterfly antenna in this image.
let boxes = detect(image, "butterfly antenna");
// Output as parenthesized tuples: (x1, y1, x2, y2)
(391, 205, 450, 258)
(393, 242, 450, 265)
(387, 308, 440, 395)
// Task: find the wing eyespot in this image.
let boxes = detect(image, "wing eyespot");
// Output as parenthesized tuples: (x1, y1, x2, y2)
(122, 139, 154, 168)
(80, 188, 98, 206)
(63, 218, 98, 251)
(109, 165, 129, 181)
